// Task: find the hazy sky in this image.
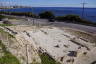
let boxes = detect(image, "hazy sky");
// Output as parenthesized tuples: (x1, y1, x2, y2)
(0, 0, 96, 7)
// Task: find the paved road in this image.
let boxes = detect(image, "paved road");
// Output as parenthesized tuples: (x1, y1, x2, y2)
(52, 22, 96, 34)
(26, 18, 96, 34)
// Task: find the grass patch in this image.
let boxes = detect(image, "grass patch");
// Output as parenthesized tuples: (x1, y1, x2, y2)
(5, 16, 16, 19)
(31, 62, 41, 64)
(0, 28, 15, 38)
(39, 53, 60, 64)
(0, 40, 20, 64)
(0, 24, 13, 26)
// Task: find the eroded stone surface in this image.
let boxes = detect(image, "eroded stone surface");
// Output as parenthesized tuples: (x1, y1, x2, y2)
(1, 25, 96, 64)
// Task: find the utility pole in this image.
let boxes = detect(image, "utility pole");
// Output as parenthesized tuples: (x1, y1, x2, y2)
(25, 44, 28, 64)
(81, 2, 87, 18)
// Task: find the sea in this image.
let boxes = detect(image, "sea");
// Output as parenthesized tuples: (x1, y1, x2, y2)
(0, 7, 96, 23)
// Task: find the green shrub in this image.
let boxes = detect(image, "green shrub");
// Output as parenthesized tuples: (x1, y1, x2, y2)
(39, 53, 60, 64)
(39, 11, 55, 19)
(55, 15, 80, 22)
(55, 16, 66, 21)
(3, 20, 12, 24)
(55, 14, 96, 26)
(0, 15, 5, 21)
(0, 11, 37, 18)
(65, 15, 80, 21)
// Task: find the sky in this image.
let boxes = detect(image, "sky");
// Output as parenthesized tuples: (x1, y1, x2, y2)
(0, 0, 96, 7)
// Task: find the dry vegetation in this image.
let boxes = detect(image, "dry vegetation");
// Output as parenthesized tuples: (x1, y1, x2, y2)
(64, 28, 96, 44)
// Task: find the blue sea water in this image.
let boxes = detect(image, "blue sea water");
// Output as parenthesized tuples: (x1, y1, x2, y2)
(1, 7, 96, 23)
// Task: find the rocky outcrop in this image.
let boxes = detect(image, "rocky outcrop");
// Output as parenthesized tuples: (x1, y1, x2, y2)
(0, 26, 41, 64)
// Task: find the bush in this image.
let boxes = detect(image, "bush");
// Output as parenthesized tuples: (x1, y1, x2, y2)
(3, 20, 12, 24)
(55, 14, 96, 26)
(65, 15, 80, 22)
(55, 16, 66, 21)
(39, 53, 60, 64)
(0, 11, 37, 18)
(39, 11, 55, 19)
(55, 15, 81, 22)
(0, 15, 5, 21)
